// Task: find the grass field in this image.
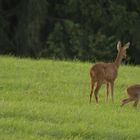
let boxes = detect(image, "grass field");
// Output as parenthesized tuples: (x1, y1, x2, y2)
(0, 56, 140, 140)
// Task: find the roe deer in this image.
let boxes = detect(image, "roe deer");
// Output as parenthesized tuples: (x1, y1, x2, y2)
(121, 85, 140, 108)
(90, 41, 130, 103)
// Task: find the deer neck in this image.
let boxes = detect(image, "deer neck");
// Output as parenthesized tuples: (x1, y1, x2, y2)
(114, 51, 123, 68)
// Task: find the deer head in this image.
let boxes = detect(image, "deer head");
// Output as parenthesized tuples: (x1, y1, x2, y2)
(114, 41, 130, 68)
(117, 41, 130, 59)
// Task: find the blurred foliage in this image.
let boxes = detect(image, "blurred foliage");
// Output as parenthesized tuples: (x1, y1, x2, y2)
(0, 0, 140, 64)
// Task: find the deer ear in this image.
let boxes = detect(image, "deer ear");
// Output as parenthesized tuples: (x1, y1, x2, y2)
(117, 41, 121, 51)
(124, 42, 130, 50)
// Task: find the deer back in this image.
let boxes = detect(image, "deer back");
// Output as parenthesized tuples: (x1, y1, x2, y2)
(127, 85, 140, 98)
(90, 63, 118, 83)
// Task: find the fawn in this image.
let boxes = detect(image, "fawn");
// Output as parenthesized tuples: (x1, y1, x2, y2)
(90, 41, 130, 103)
(121, 85, 140, 108)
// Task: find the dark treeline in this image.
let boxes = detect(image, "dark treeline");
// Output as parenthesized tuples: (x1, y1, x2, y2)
(0, 0, 140, 64)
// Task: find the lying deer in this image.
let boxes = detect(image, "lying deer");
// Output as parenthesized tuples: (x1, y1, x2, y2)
(90, 41, 130, 103)
(121, 85, 140, 108)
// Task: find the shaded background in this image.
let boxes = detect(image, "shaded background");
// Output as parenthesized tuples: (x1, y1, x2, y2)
(0, 0, 140, 64)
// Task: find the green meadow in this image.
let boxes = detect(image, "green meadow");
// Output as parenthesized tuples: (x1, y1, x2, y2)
(0, 56, 140, 140)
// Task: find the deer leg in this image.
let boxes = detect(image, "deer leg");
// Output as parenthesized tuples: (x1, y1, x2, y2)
(90, 79, 95, 103)
(121, 98, 134, 107)
(106, 82, 109, 102)
(94, 82, 102, 103)
(133, 99, 139, 108)
(110, 82, 114, 103)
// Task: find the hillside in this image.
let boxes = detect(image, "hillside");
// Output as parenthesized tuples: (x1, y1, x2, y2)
(0, 56, 140, 140)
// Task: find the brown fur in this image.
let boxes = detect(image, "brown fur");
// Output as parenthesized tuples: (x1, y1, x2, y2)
(121, 85, 140, 108)
(90, 41, 130, 103)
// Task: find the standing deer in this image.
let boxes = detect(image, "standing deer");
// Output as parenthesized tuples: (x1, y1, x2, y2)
(90, 41, 130, 103)
(121, 85, 140, 108)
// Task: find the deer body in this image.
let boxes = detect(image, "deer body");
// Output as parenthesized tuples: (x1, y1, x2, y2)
(90, 41, 130, 103)
(90, 63, 118, 83)
(121, 85, 140, 108)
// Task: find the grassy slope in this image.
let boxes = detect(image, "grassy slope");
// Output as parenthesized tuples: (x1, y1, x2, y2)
(0, 56, 140, 140)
